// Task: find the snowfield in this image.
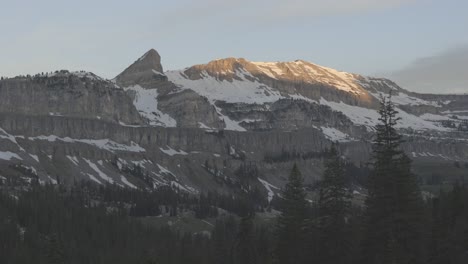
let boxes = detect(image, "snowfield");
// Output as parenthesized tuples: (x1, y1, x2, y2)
(166, 69, 284, 105)
(164, 59, 453, 133)
(319, 98, 448, 132)
(124, 85, 177, 127)
(251, 60, 365, 94)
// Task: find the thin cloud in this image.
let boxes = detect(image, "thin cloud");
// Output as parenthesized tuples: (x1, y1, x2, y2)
(390, 45, 468, 94)
(160, 0, 419, 29)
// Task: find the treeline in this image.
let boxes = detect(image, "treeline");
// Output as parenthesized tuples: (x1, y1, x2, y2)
(1, 178, 467, 264)
(54, 181, 264, 219)
(0, 184, 275, 264)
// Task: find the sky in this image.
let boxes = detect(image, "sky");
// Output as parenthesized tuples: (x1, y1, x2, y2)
(0, 0, 467, 93)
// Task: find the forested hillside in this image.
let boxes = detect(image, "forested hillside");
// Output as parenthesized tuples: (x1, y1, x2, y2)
(1, 96, 467, 264)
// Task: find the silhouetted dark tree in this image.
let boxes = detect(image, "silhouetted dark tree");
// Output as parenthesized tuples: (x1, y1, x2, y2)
(274, 164, 308, 264)
(361, 95, 425, 264)
(317, 144, 352, 264)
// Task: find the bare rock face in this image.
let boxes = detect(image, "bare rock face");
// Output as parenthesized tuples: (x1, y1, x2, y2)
(1, 49, 468, 201)
(157, 90, 225, 129)
(0, 71, 144, 125)
(115, 50, 223, 129)
(115, 49, 168, 88)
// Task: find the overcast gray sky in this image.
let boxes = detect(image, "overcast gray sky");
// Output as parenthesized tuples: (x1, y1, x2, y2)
(0, 0, 467, 93)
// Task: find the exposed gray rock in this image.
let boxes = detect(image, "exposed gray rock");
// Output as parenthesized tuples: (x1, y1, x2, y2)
(158, 90, 225, 129)
(0, 71, 144, 125)
(115, 49, 168, 88)
(1, 49, 468, 202)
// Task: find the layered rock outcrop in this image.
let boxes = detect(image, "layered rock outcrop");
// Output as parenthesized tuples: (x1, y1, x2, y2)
(1, 49, 467, 200)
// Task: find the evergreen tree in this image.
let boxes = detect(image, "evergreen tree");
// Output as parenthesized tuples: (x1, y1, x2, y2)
(428, 195, 451, 264)
(317, 144, 352, 264)
(426, 184, 468, 264)
(45, 233, 65, 264)
(362, 94, 425, 264)
(274, 164, 308, 264)
(234, 213, 258, 264)
(213, 216, 238, 264)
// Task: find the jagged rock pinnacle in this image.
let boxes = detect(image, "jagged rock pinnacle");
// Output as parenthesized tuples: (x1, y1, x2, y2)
(136, 49, 164, 73)
(115, 49, 167, 88)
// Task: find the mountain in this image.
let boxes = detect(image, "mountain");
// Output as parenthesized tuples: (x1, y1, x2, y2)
(1, 49, 467, 201)
(115, 49, 167, 87)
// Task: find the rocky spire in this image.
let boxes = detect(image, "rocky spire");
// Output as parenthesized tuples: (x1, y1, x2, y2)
(134, 49, 164, 73)
(115, 49, 167, 88)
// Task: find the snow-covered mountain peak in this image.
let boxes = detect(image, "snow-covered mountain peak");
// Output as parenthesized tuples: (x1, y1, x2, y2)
(108, 51, 468, 134)
(251, 59, 364, 94)
(171, 57, 367, 95)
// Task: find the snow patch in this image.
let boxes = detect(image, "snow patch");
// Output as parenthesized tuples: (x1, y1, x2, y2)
(124, 85, 177, 127)
(152, 69, 165, 76)
(370, 91, 442, 107)
(67, 156, 80, 166)
(258, 178, 280, 202)
(160, 146, 188, 156)
(319, 98, 448, 132)
(420, 113, 451, 121)
(82, 172, 102, 185)
(120, 175, 137, 189)
(213, 104, 246, 131)
(29, 135, 145, 153)
(170, 181, 197, 193)
(47, 175, 58, 185)
(198, 122, 212, 129)
(84, 159, 114, 184)
(289, 94, 317, 103)
(0, 151, 22, 161)
(319, 98, 380, 130)
(320, 127, 353, 142)
(157, 164, 174, 175)
(0, 128, 26, 151)
(29, 154, 39, 162)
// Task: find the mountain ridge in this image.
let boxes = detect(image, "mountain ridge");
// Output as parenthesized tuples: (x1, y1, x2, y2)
(0, 49, 467, 200)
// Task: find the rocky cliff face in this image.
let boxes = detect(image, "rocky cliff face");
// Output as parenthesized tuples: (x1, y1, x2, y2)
(166, 57, 468, 134)
(115, 49, 167, 87)
(1, 49, 467, 201)
(0, 71, 144, 125)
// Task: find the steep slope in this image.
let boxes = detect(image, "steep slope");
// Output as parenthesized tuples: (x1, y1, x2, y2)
(166, 57, 468, 135)
(115, 49, 167, 87)
(115, 50, 224, 129)
(0, 70, 144, 125)
(0, 49, 467, 203)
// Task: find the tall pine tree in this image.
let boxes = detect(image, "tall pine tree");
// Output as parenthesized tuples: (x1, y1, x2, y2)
(362, 94, 425, 264)
(234, 213, 258, 264)
(317, 144, 352, 264)
(275, 164, 308, 264)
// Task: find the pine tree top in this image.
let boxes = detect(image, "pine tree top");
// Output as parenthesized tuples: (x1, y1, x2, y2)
(372, 94, 405, 162)
(278, 163, 308, 219)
